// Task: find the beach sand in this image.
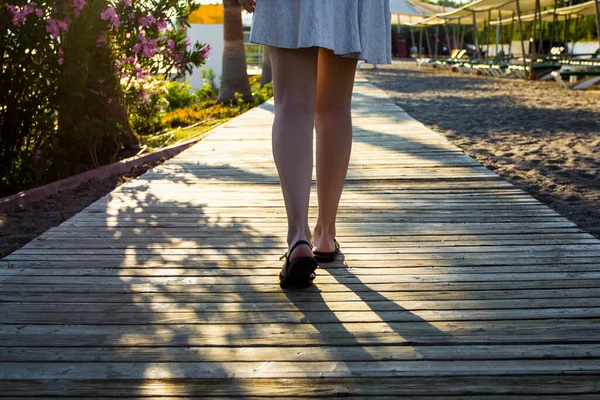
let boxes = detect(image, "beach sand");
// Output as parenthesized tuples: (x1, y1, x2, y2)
(364, 61, 600, 237)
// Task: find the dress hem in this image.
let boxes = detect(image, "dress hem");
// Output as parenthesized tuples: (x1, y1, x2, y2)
(249, 38, 392, 65)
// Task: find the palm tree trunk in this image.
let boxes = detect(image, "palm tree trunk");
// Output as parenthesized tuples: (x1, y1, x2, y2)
(218, 0, 253, 104)
(260, 46, 272, 87)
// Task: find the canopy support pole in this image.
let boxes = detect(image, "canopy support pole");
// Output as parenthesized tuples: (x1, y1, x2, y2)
(595, 0, 600, 48)
(410, 26, 417, 57)
(572, 16, 580, 54)
(419, 26, 424, 58)
(550, 0, 558, 51)
(538, 8, 545, 54)
(473, 11, 480, 59)
(508, 12, 515, 57)
(563, 15, 570, 50)
(425, 26, 433, 57)
(486, 10, 491, 61)
(444, 21, 452, 54)
(458, 18, 467, 50)
(435, 25, 440, 59)
(528, 0, 541, 79)
(515, 0, 528, 77)
(496, 12, 501, 56)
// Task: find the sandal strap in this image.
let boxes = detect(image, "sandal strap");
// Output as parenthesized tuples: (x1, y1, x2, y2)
(280, 240, 312, 261)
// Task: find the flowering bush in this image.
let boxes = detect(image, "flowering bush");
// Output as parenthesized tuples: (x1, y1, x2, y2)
(127, 76, 170, 135)
(0, 0, 209, 196)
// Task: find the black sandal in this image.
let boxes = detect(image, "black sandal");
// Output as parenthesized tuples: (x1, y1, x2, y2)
(279, 240, 318, 288)
(313, 239, 340, 263)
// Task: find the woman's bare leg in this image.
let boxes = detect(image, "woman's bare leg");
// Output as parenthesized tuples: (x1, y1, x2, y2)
(269, 46, 319, 266)
(313, 49, 358, 253)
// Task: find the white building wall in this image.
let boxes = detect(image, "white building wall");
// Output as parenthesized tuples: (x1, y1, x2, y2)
(187, 24, 224, 89)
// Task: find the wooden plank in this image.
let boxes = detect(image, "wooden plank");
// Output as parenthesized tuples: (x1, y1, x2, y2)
(2, 376, 600, 397)
(2, 319, 599, 347)
(3, 308, 600, 325)
(1, 360, 600, 380)
(2, 280, 599, 294)
(3, 344, 600, 363)
(4, 297, 600, 313)
(2, 287, 600, 304)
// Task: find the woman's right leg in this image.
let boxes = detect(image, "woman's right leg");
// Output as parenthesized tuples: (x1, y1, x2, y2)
(269, 46, 319, 266)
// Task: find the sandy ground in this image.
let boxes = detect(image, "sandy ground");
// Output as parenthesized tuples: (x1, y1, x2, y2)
(364, 60, 600, 237)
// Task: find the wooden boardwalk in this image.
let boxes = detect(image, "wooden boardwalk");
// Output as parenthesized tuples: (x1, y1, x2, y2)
(1, 76, 600, 398)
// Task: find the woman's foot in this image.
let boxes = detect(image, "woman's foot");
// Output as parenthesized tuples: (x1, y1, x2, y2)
(279, 239, 317, 282)
(312, 225, 337, 253)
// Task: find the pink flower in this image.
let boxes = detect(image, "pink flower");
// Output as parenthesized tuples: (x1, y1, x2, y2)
(121, 0, 132, 6)
(138, 14, 155, 28)
(7, 4, 28, 25)
(156, 19, 167, 32)
(35, 8, 43, 17)
(46, 18, 69, 38)
(132, 43, 142, 54)
(184, 37, 191, 48)
(142, 39, 157, 58)
(100, 7, 120, 30)
(202, 44, 212, 60)
(167, 39, 175, 50)
(128, 13, 135, 20)
(70, 0, 86, 17)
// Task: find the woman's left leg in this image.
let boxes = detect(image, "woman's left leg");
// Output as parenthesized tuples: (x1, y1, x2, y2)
(269, 46, 319, 271)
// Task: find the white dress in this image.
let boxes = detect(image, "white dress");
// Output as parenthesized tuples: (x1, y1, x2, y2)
(250, 0, 391, 64)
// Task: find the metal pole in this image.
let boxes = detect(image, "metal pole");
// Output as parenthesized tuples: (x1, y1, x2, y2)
(473, 11, 480, 59)
(486, 10, 491, 61)
(496, 12, 501, 56)
(595, 0, 600, 48)
(515, 0, 528, 76)
(529, 0, 540, 57)
(444, 21, 452, 55)
(563, 15, 570, 49)
(425, 26, 433, 57)
(435, 25, 440, 59)
(529, 0, 541, 78)
(538, 9, 545, 54)
(508, 12, 515, 56)
(419, 26, 424, 58)
(410, 26, 417, 56)
(549, 0, 558, 51)
(572, 16, 580, 54)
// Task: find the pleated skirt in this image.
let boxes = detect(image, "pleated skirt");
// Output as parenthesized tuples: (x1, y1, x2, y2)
(250, 0, 391, 64)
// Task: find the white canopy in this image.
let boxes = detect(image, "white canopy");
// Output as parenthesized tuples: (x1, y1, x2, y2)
(490, 0, 599, 25)
(407, 0, 558, 26)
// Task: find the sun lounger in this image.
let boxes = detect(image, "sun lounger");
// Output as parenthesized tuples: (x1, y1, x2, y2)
(506, 62, 562, 80)
(551, 68, 600, 90)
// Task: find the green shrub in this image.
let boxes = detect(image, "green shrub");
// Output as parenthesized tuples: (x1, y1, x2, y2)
(166, 81, 197, 111)
(194, 68, 218, 101)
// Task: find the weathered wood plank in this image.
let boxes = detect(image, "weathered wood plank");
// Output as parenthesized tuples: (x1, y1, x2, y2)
(1, 360, 600, 380)
(2, 376, 600, 397)
(2, 319, 598, 347)
(3, 344, 600, 363)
